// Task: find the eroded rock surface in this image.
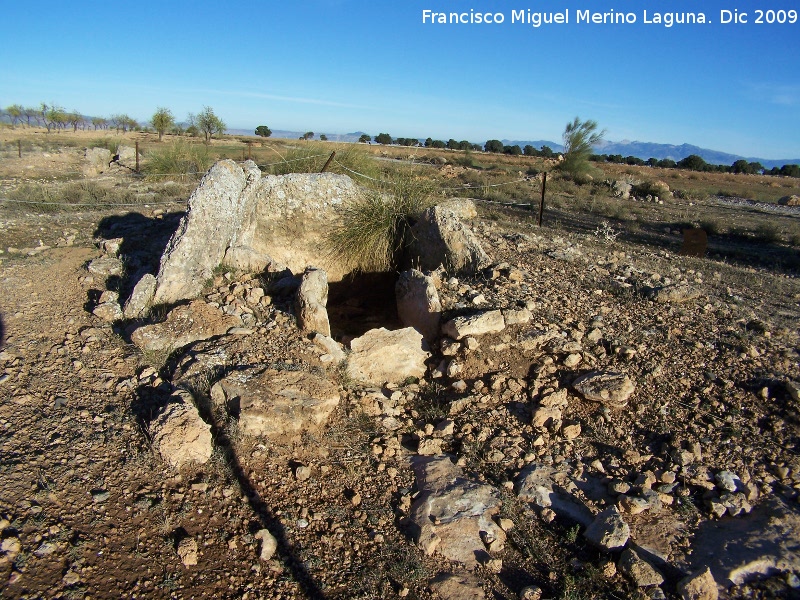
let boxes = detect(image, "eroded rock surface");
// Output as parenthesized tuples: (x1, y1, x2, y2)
(131, 300, 241, 353)
(149, 390, 213, 469)
(346, 327, 430, 385)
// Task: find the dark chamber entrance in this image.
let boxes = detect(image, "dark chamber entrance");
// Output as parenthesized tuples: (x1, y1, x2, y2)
(327, 271, 402, 340)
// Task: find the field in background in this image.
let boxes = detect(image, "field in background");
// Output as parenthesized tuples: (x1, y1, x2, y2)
(1, 127, 799, 273)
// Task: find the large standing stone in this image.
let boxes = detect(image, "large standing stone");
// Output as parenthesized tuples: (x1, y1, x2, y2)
(210, 368, 340, 437)
(84, 147, 112, 176)
(131, 300, 242, 353)
(442, 310, 505, 340)
(407, 204, 490, 274)
(224, 172, 360, 279)
(572, 371, 635, 409)
(124, 273, 157, 319)
(149, 390, 213, 469)
(295, 267, 330, 337)
(396, 269, 442, 343)
(153, 160, 254, 304)
(346, 327, 430, 385)
(408, 455, 504, 568)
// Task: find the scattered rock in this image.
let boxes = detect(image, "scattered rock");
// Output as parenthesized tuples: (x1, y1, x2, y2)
(644, 284, 701, 304)
(211, 368, 340, 437)
(254, 529, 278, 561)
(677, 566, 719, 600)
(442, 310, 505, 340)
(177, 537, 198, 567)
(408, 455, 503, 567)
(131, 300, 241, 353)
(618, 547, 664, 587)
(92, 300, 123, 322)
(584, 506, 630, 551)
(87, 256, 124, 277)
(346, 327, 430, 385)
(778, 194, 800, 206)
(149, 389, 213, 469)
(572, 371, 635, 409)
(429, 572, 485, 600)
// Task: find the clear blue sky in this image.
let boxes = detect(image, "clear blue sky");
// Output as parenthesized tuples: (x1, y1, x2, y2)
(2, 0, 799, 158)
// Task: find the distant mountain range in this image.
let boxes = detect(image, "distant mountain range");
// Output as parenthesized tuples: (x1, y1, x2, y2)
(226, 129, 799, 169)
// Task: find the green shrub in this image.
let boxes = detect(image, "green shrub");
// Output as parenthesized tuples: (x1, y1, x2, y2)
(699, 219, 722, 235)
(754, 223, 780, 244)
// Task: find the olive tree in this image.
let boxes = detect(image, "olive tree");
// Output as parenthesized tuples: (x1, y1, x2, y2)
(560, 116, 604, 178)
(151, 107, 175, 141)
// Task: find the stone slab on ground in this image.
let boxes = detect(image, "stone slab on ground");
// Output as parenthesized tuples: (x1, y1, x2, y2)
(346, 327, 430, 385)
(131, 300, 242, 353)
(149, 389, 213, 469)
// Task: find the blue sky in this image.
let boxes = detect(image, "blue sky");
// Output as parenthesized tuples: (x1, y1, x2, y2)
(2, 0, 799, 158)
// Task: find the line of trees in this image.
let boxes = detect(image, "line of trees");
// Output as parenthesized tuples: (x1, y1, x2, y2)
(590, 152, 800, 178)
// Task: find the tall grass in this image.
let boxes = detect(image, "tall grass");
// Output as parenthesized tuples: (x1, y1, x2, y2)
(263, 142, 379, 180)
(143, 139, 213, 181)
(324, 170, 435, 272)
(7, 181, 137, 212)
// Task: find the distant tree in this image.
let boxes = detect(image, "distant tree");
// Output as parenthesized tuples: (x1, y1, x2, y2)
(625, 155, 645, 166)
(523, 144, 536, 156)
(647, 158, 659, 167)
(779, 164, 800, 178)
(539, 145, 555, 158)
(424, 137, 433, 147)
(560, 116, 605, 177)
(41, 103, 66, 133)
(374, 132, 392, 145)
(503, 144, 522, 156)
(196, 106, 226, 142)
(255, 125, 272, 138)
(657, 158, 677, 168)
(484, 139, 504, 153)
(300, 131, 314, 140)
(358, 134, 371, 143)
(447, 139, 459, 150)
(6, 104, 22, 127)
(431, 139, 446, 149)
(320, 134, 328, 141)
(91, 117, 107, 130)
(458, 140, 471, 151)
(66, 110, 83, 132)
(21, 106, 38, 127)
(151, 107, 175, 141)
(748, 161, 764, 174)
(677, 154, 708, 171)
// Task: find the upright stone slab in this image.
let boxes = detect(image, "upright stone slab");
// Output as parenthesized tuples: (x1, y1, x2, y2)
(408, 204, 490, 274)
(396, 269, 442, 343)
(153, 160, 255, 304)
(295, 267, 331, 337)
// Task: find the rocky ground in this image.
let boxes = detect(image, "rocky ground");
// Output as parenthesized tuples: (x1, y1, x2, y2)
(1, 157, 800, 600)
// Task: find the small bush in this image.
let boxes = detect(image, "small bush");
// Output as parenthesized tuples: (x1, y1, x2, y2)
(143, 140, 213, 181)
(7, 181, 136, 212)
(325, 171, 434, 272)
(754, 223, 780, 244)
(699, 219, 722, 236)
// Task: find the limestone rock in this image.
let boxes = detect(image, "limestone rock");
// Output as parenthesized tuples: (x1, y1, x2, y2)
(618, 547, 664, 587)
(88, 256, 124, 277)
(429, 572, 485, 599)
(153, 160, 252, 304)
(131, 300, 241, 353)
(254, 529, 278, 562)
(408, 455, 503, 567)
(644, 284, 701, 304)
(311, 333, 346, 363)
(346, 327, 429, 385)
(572, 371, 635, 409)
(84, 147, 112, 176)
(677, 567, 719, 600)
(149, 390, 213, 469)
(442, 310, 505, 340)
(211, 368, 340, 437)
(295, 267, 330, 337)
(585, 506, 630, 551)
(93, 301, 123, 322)
(408, 204, 490, 274)
(516, 463, 598, 526)
(438, 197, 478, 220)
(124, 274, 156, 319)
(177, 537, 198, 567)
(396, 269, 442, 343)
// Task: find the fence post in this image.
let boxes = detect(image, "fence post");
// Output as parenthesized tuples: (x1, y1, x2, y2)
(320, 151, 336, 173)
(538, 172, 547, 227)
(247, 142, 252, 160)
(18, 139, 22, 158)
(135, 141, 140, 172)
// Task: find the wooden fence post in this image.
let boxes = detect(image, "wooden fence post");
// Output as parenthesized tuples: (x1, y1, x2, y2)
(18, 139, 22, 158)
(135, 141, 140, 172)
(321, 151, 336, 173)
